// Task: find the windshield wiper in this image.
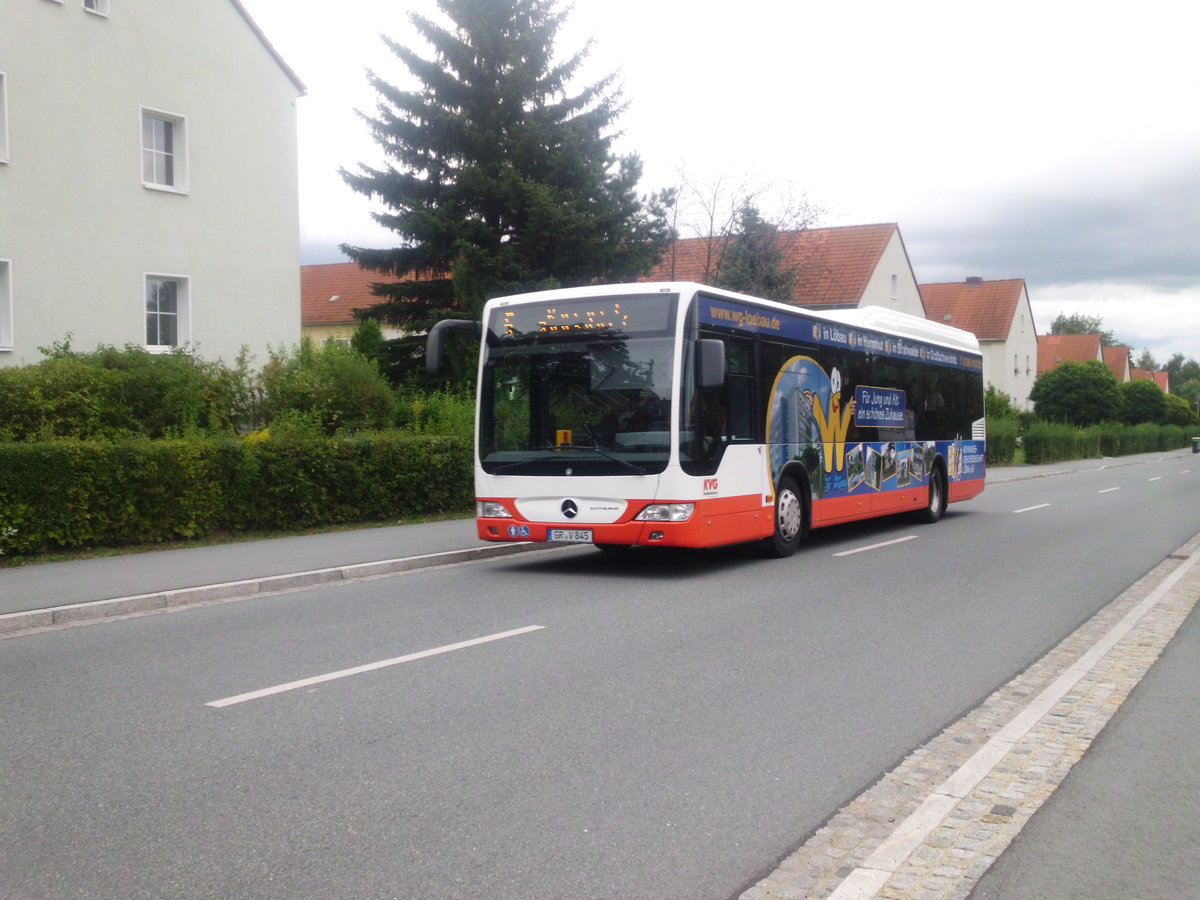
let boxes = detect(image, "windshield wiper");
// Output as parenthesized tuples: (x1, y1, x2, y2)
(581, 443, 647, 475)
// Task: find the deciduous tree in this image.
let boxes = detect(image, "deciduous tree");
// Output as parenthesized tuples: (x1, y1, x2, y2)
(1118, 379, 1167, 425)
(1029, 359, 1120, 426)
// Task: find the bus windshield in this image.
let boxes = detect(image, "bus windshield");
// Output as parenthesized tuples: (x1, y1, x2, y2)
(479, 295, 677, 476)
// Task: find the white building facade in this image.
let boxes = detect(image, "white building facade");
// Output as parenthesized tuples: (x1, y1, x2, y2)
(0, 0, 304, 366)
(854, 227, 926, 318)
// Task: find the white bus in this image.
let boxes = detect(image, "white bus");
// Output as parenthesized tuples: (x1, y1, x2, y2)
(427, 282, 985, 556)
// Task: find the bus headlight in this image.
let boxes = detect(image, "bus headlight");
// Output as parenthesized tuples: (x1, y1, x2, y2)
(478, 501, 513, 518)
(635, 503, 695, 522)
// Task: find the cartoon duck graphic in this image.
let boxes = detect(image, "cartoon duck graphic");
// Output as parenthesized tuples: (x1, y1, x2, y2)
(810, 367, 856, 473)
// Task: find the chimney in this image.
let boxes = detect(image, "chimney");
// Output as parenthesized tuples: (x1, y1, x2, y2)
(965, 276, 984, 286)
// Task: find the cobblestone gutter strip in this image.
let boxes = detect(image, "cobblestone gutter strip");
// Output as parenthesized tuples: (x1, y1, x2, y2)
(0, 541, 554, 639)
(742, 532, 1200, 900)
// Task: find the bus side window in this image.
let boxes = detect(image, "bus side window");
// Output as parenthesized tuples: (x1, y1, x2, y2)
(727, 374, 754, 440)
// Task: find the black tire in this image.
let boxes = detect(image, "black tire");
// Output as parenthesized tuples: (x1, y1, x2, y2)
(916, 464, 947, 524)
(760, 475, 806, 558)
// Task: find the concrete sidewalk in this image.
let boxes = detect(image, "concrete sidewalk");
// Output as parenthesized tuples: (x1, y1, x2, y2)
(0, 517, 549, 635)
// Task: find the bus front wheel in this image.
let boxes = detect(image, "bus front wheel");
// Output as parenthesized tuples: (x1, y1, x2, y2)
(761, 475, 805, 558)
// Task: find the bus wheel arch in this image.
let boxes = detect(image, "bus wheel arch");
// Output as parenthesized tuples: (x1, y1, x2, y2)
(917, 456, 948, 524)
(761, 466, 810, 558)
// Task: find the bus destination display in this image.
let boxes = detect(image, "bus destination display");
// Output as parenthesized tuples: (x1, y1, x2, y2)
(491, 294, 675, 339)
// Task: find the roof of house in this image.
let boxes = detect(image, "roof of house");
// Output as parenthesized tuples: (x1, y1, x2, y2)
(1037, 333, 1104, 375)
(301, 262, 384, 326)
(230, 0, 307, 95)
(644, 223, 902, 308)
(1131, 368, 1170, 391)
(919, 278, 1027, 341)
(1103, 345, 1131, 381)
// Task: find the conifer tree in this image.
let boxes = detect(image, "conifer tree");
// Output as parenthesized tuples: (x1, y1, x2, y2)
(713, 203, 797, 302)
(340, 0, 674, 376)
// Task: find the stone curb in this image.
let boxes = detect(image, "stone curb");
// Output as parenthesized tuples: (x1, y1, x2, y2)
(0, 541, 554, 638)
(741, 529, 1200, 900)
(987, 450, 1193, 486)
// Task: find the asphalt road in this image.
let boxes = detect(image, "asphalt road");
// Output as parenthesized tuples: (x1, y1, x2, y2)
(1, 451, 1198, 899)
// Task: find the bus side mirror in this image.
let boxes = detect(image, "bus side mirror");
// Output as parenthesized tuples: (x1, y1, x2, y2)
(696, 338, 726, 389)
(426, 319, 482, 374)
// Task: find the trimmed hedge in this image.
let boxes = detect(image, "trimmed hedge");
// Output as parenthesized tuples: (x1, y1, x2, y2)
(0, 433, 472, 559)
(986, 419, 1018, 465)
(1022, 421, 1191, 465)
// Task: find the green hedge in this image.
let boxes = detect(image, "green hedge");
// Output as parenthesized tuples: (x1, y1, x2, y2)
(0, 432, 472, 559)
(986, 419, 1019, 465)
(1022, 421, 1191, 465)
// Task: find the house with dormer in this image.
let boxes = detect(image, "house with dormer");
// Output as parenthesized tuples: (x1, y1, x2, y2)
(301, 262, 405, 345)
(0, 0, 304, 366)
(645, 223, 927, 317)
(919, 278, 1039, 411)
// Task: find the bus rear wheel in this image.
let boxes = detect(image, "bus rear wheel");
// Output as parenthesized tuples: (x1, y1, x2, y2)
(760, 475, 805, 558)
(916, 465, 947, 523)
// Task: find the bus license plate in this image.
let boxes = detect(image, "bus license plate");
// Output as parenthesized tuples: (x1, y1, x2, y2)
(549, 528, 593, 543)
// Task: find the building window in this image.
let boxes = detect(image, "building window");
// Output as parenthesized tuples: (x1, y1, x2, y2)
(83, 0, 110, 15)
(0, 260, 12, 351)
(0, 73, 8, 164)
(141, 109, 187, 191)
(891, 274, 899, 301)
(145, 275, 189, 349)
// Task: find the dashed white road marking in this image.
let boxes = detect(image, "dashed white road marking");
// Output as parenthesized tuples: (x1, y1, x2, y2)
(207, 625, 546, 708)
(1013, 503, 1051, 514)
(834, 535, 918, 557)
(1098, 487, 1121, 494)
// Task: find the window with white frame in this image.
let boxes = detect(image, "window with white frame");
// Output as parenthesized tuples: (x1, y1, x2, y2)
(83, 0, 110, 15)
(0, 260, 13, 351)
(145, 274, 189, 349)
(0, 73, 9, 164)
(141, 109, 187, 191)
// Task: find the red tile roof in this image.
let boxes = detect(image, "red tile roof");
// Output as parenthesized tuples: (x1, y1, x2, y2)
(1103, 345, 1131, 381)
(300, 262, 391, 326)
(1131, 368, 1170, 390)
(644, 223, 901, 307)
(919, 279, 1027, 341)
(1037, 333, 1104, 376)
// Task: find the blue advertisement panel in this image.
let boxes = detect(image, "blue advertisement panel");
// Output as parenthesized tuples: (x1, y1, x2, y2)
(766, 352, 984, 500)
(853, 386, 907, 429)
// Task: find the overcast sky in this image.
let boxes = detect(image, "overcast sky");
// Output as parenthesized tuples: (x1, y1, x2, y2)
(240, 0, 1200, 365)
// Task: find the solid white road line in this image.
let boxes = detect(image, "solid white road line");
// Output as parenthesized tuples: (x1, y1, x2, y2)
(206, 625, 546, 708)
(833, 535, 918, 557)
(1013, 503, 1051, 513)
(826, 545, 1200, 899)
